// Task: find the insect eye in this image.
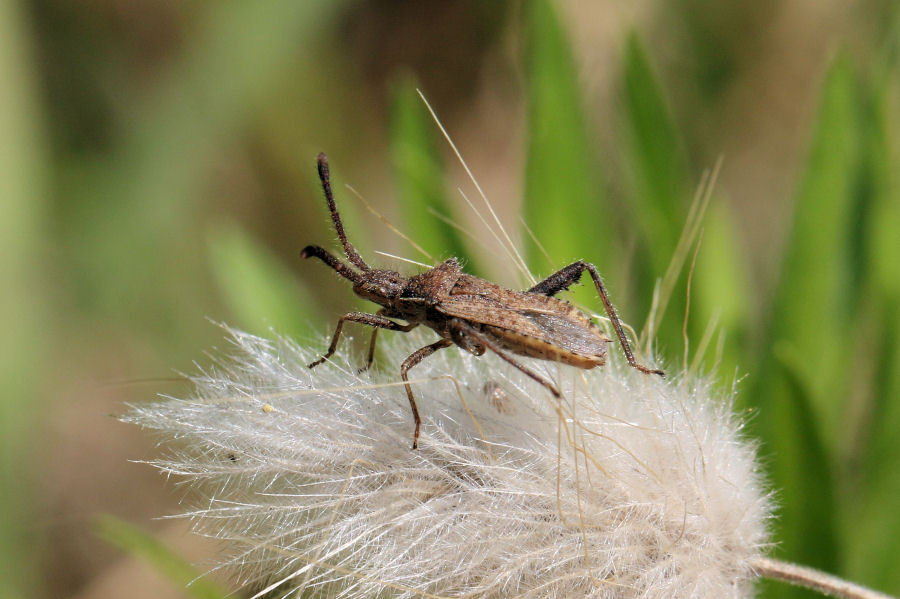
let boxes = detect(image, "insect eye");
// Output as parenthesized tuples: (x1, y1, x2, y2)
(387, 276, 405, 296)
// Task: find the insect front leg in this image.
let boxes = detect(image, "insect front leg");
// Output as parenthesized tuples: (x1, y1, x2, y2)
(449, 320, 561, 399)
(361, 328, 379, 373)
(528, 261, 663, 376)
(309, 312, 417, 369)
(400, 338, 453, 449)
(358, 309, 396, 373)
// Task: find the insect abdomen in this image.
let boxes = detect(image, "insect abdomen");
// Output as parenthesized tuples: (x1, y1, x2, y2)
(483, 325, 607, 369)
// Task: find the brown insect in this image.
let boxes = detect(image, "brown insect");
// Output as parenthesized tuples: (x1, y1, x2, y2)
(302, 153, 663, 449)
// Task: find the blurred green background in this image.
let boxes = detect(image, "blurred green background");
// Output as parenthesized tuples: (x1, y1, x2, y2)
(2, 1, 898, 598)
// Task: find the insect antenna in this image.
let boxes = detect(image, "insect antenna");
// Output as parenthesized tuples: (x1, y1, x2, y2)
(317, 153, 370, 271)
(300, 244, 363, 284)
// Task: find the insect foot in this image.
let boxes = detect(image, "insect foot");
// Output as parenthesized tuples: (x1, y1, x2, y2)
(303, 153, 663, 449)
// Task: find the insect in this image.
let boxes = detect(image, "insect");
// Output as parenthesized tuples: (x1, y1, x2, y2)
(302, 153, 663, 449)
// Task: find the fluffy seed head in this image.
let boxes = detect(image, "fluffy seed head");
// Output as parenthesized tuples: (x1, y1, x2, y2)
(125, 326, 772, 598)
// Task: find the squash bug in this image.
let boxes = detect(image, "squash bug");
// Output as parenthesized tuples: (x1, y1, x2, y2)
(302, 153, 663, 448)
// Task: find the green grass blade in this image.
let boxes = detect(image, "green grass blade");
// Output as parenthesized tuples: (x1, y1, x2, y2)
(847, 307, 900, 594)
(620, 33, 694, 351)
(843, 66, 900, 594)
(0, 2, 46, 596)
(95, 516, 230, 599)
(864, 76, 900, 304)
(621, 33, 690, 263)
(689, 202, 749, 376)
(758, 344, 840, 599)
(748, 55, 862, 598)
(65, 0, 341, 324)
(207, 222, 317, 338)
(521, 0, 614, 301)
(759, 55, 861, 439)
(389, 75, 476, 272)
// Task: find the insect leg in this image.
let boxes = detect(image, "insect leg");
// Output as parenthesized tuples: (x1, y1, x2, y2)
(359, 309, 393, 373)
(450, 320, 562, 399)
(309, 312, 417, 369)
(400, 338, 453, 449)
(529, 261, 663, 376)
(361, 328, 379, 373)
(527, 260, 590, 296)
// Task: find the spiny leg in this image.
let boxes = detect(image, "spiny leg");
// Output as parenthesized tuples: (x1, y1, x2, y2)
(309, 312, 417, 369)
(361, 328, 379, 373)
(527, 260, 588, 296)
(400, 339, 453, 449)
(359, 309, 392, 373)
(528, 261, 664, 376)
(450, 320, 561, 399)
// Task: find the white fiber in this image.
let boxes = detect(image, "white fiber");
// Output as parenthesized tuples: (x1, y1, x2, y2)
(125, 326, 771, 598)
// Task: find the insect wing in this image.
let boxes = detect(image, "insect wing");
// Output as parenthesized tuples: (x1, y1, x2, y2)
(521, 309, 610, 357)
(436, 293, 610, 358)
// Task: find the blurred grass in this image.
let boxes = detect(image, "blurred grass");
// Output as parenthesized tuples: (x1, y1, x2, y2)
(757, 57, 860, 432)
(389, 74, 475, 271)
(6, 0, 899, 597)
(0, 2, 46, 597)
(207, 222, 319, 339)
(621, 32, 691, 276)
(841, 41, 900, 591)
(95, 516, 230, 599)
(749, 56, 891, 598)
(215, 6, 900, 593)
(521, 0, 612, 299)
(62, 0, 341, 340)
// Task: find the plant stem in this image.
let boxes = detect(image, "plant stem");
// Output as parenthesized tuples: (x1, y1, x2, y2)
(752, 557, 897, 599)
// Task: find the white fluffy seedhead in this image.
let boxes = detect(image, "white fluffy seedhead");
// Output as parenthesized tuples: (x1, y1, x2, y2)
(125, 326, 771, 598)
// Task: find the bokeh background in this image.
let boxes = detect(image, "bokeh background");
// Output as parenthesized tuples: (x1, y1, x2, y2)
(2, 1, 898, 598)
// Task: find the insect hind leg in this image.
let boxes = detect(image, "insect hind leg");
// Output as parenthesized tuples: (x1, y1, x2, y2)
(449, 320, 561, 398)
(527, 260, 588, 297)
(528, 261, 664, 376)
(450, 324, 486, 356)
